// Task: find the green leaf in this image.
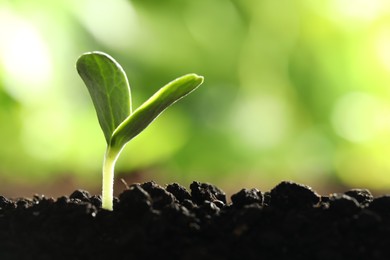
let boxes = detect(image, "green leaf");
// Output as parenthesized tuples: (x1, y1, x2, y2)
(77, 51, 131, 144)
(110, 73, 204, 150)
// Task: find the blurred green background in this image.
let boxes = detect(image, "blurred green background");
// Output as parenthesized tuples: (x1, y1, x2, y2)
(1, 0, 390, 197)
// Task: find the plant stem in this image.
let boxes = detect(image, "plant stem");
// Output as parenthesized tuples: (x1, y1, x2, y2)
(102, 145, 121, 210)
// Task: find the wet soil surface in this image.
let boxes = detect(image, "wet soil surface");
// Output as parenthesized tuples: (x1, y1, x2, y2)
(1, 180, 390, 259)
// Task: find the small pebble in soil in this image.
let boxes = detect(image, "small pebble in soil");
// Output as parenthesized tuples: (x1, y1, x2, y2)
(166, 183, 192, 203)
(69, 189, 91, 203)
(141, 181, 176, 210)
(344, 188, 373, 206)
(328, 193, 360, 215)
(231, 188, 263, 208)
(116, 184, 152, 214)
(269, 181, 320, 209)
(190, 181, 226, 205)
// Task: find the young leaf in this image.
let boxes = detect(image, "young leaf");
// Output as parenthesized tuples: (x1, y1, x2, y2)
(110, 74, 204, 150)
(76, 51, 131, 143)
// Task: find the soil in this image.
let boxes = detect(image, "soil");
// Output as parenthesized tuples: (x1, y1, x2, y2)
(1, 180, 390, 259)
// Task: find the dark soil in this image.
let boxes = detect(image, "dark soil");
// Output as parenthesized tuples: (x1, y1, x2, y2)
(1, 180, 390, 259)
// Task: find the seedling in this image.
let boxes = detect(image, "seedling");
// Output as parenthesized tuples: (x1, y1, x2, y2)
(76, 51, 204, 210)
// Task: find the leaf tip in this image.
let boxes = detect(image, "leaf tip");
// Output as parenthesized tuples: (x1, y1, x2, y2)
(189, 73, 204, 85)
(76, 51, 117, 70)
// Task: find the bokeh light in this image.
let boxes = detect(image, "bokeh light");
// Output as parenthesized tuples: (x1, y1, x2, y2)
(1, 0, 390, 196)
